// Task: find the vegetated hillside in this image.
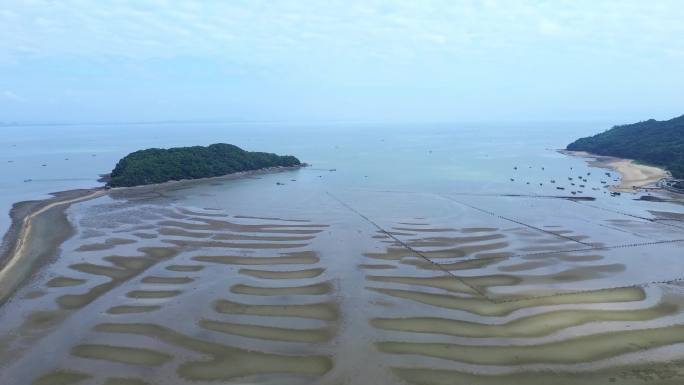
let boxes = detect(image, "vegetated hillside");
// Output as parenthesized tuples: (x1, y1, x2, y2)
(567, 114, 684, 180)
(108, 143, 301, 187)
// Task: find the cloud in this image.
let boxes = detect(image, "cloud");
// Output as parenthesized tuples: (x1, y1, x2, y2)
(0, 0, 680, 64)
(0, 0, 683, 122)
(1, 90, 25, 102)
(538, 18, 564, 37)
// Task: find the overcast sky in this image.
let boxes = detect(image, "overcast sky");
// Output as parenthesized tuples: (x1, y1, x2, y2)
(1, 0, 683, 124)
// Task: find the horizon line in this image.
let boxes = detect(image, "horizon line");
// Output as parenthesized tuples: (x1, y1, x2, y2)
(0, 117, 628, 128)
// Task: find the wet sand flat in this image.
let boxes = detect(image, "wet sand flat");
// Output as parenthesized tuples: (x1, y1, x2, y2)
(194, 254, 319, 265)
(71, 344, 172, 366)
(0, 189, 105, 304)
(2, 176, 684, 385)
(239, 267, 325, 279)
(231, 282, 332, 296)
(199, 319, 336, 342)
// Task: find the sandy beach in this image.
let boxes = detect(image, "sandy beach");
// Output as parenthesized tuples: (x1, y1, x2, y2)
(562, 150, 670, 193)
(0, 189, 106, 303)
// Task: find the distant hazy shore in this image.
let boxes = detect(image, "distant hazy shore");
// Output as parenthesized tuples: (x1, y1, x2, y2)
(0, 165, 304, 304)
(561, 150, 670, 193)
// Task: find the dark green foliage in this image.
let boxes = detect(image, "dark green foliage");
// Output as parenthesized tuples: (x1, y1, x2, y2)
(567, 115, 684, 179)
(108, 143, 301, 187)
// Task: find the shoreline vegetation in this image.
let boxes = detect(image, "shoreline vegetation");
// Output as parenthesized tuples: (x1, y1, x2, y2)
(561, 150, 670, 193)
(566, 114, 684, 191)
(0, 163, 304, 304)
(108, 143, 301, 187)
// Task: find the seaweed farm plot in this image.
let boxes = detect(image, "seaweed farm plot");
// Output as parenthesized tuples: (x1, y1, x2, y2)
(0, 200, 340, 385)
(333, 189, 684, 383)
(333, 189, 608, 257)
(338, 189, 684, 297)
(377, 219, 684, 298)
(446, 194, 684, 244)
(363, 219, 684, 385)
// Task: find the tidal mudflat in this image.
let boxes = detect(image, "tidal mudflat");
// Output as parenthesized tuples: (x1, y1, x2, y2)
(3, 153, 684, 384)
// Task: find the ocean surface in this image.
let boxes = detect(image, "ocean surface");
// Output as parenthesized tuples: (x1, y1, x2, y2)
(5, 121, 684, 384)
(0, 120, 616, 236)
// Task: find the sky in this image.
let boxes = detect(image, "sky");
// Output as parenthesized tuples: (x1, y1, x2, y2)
(0, 0, 683, 124)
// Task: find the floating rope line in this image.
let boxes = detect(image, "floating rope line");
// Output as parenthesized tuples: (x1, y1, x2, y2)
(326, 191, 491, 300)
(440, 194, 595, 248)
(574, 200, 684, 231)
(327, 190, 684, 304)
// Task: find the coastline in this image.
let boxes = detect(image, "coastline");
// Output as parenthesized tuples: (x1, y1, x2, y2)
(0, 164, 305, 304)
(0, 188, 106, 304)
(560, 150, 670, 193)
(107, 164, 306, 194)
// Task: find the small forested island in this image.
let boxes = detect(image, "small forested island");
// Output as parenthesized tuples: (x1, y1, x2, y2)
(108, 143, 301, 187)
(567, 114, 684, 188)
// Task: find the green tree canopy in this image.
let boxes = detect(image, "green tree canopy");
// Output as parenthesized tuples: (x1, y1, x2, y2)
(108, 143, 301, 187)
(567, 115, 684, 179)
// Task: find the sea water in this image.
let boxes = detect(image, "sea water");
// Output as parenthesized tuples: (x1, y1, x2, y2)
(0, 120, 613, 237)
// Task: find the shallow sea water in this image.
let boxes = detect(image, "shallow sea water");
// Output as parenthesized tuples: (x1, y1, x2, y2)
(2, 122, 684, 384)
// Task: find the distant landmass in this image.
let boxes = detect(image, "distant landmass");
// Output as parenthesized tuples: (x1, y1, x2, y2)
(567, 115, 684, 184)
(108, 143, 301, 187)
